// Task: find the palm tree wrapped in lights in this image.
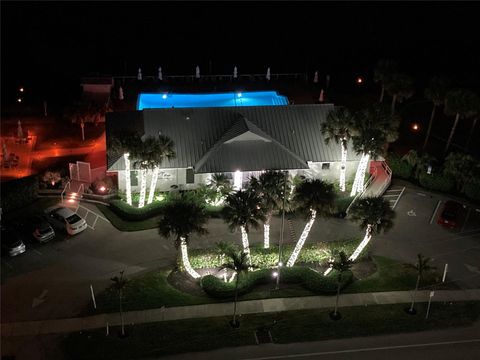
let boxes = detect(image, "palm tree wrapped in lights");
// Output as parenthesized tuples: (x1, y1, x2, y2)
(158, 193, 208, 278)
(347, 197, 395, 262)
(222, 190, 267, 266)
(107, 130, 142, 206)
(321, 107, 355, 192)
(248, 170, 291, 249)
(286, 179, 335, 267)
(350, 105, 399, 196)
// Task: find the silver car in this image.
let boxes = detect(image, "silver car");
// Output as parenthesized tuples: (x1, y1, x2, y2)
(1, 226, 26, 257)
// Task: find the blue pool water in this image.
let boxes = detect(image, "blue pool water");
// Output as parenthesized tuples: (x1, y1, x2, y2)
(137, 91, 288, 110)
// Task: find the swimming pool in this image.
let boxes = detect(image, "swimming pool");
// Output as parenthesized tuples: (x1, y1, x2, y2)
(137, 91, 288, 110)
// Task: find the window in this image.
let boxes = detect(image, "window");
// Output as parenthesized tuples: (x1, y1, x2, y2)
(130, 171, 138, 186)
(321, 163, 330, 170)
(186, 168, 195, 184)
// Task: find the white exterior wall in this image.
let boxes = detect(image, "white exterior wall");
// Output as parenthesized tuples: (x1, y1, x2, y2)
(115, 161, 361, 193)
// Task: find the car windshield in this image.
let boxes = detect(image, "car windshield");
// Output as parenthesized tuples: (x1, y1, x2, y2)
(66, 214, 82, 224)
(442, 210, 457, 220)
(39, 226, 52, 235)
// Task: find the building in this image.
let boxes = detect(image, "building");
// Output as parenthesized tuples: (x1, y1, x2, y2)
(106, 104, 362, 193)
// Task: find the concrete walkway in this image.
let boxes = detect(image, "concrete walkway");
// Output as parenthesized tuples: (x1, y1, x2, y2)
(2, 289, 480, 338)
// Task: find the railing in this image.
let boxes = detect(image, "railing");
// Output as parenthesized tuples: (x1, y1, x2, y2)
(378, 161, 392, 196)
(61, 181, 71, 204)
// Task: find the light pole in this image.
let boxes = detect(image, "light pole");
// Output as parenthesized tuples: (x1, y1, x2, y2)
(275, 170, 288, 290)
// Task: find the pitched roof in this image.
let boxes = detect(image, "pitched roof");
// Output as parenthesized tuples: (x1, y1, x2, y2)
(106, 104, 362, 172)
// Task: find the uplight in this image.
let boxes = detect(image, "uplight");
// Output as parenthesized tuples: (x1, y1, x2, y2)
(237, 93, 242, 98)
(162, 94, 167, 99)
(99, 186, 106, 192)
(19, 87, 24, 92)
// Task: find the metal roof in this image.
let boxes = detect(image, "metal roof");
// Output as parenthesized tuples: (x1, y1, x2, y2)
(106, 104, 362, 172)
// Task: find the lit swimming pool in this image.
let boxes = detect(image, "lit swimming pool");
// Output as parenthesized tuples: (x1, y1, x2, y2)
(137, 91, 288, 110)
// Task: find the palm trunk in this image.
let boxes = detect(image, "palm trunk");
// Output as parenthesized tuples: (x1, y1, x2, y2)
(138, 169, 147, 208)
(240, 226, 251, 265)
(466, 117, 478, 150)
(180, 237, 201, 279)
(391, 94, 397, 115)
(124, 153, 132, 206)
(286, 210, 317, 267)
(339, 141, 347, 192)
(409, 275, 421, 312)
(444, 113, 460, 155)
(422, 105, 436, 151)
(334, 275, 342, 316)
(349, 224, 372, 261)
(263, 215, 271, 249)
(232, 272, 240, 325)
(147, 167, 160, 204)
(350, 153, 370, 197)
(119, 289, 125, 336)
(379, 85, 385, 103)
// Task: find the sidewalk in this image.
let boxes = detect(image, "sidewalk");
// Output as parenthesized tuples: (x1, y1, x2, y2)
(2, 289, 480, 338)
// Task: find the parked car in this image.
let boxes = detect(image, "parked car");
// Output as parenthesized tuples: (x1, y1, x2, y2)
(437, 200, 463, 229)
(47, 207, 87, 235)
(1, 225, 26, 257)
(24, 215, 55, 243)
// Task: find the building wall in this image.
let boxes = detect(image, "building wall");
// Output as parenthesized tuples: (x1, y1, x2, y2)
(115, 160, 362, 193)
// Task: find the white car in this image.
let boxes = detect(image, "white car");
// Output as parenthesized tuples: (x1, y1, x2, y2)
(48, 207, 88, 235)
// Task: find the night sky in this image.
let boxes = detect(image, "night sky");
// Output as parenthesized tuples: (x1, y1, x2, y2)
(2, 1, 480, 102)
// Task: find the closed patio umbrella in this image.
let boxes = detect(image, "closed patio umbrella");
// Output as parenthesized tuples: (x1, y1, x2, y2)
(158, 67, 163, 81)
(118, 86, 124, 100)
(313, 71, 319, 83)
(233, 66, 238, 79)
(319, 89, 325, 103)
(196, 65, 200, 79)
(266, 67, 271, 81)
(137, 68, 142, 80)
(17, 120, 23, 139)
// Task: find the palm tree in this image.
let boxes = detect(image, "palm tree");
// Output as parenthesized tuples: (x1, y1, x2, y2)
(158, 194, 209, 278)
(328, 251, 354, 320)
(222, 190, 267, 265)
(221, 249, 250, 327)
(384, 73, 415, 114)
(402, 150, 436, 180)
(111, 270, 129, 337)
(348, 197, 395, 261)
(107, 130, 142, 206)
(374, 59, 398, 103)
(350, 105, 399, 196)
(443, 89, 479, 155)
(321, 107, 355, 192)
(207, 173, 234, 206)
(286, 179, 336, 267)
(147, 134, 176, 205)
(465, 96, 480, 150)
(423, 77, 449, 151)
(216, 241, 235, 282)
(248, 171, 291, 249)
(407, 254, 435, 314)
(444, 152, 478, 193)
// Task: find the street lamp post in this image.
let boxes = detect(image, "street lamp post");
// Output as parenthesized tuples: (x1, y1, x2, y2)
(275, 170, 288, 290)
(80, 120, 85, 141)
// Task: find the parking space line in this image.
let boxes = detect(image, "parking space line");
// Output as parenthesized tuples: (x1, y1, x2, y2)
(430, 200, 442, 224)
(391, 186, 405, 210)
(33, 249, 42, 256)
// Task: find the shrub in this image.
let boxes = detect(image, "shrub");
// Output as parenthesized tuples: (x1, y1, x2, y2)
(387, 155, 413, 179)
(464, 180, 480, 202)
(418, 171, 454, 192)
(200, 267, 353, 299)
(1, 175, 39, 213)
(108, 199, 167, 221)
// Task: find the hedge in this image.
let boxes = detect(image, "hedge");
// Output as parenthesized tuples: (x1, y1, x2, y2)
(1, 175, 39, 213)
(418, 171, 454, 192)
(387, 155, 413, 180)
(108, 198, 224, 221)
(200, 267, 353, 298)
(464, 181, 480, 202)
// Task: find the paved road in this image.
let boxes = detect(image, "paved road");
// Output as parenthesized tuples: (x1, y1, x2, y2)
(160, 320, 480, 360)
(1, 181, 480, 323)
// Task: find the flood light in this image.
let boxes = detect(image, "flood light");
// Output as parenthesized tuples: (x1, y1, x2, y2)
(162, 94, 167, 99)
(237, 93, 242, 98)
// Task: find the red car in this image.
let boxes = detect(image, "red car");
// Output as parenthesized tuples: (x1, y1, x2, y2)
(437, 201, 463, 229)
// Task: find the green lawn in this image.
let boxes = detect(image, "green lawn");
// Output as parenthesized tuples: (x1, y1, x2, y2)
(64, 301, 480, 360)
(89, 256, 455, 316)
(95, 204, 161, 231)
